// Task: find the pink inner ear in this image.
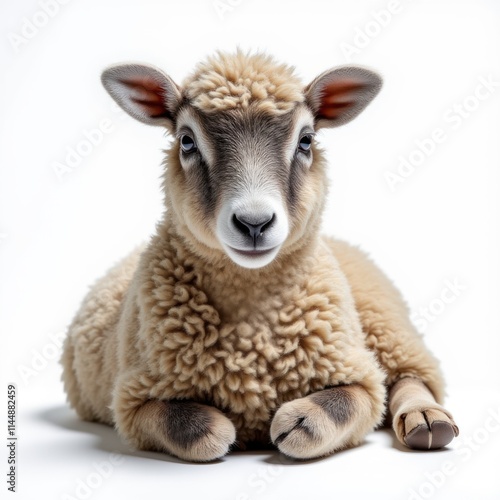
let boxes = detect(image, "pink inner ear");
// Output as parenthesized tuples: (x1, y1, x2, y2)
(121, 76, 168, 118)
(318, 80, 367, 120)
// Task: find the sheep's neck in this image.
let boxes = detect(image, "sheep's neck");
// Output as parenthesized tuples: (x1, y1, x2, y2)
(156, 218, 320, 321)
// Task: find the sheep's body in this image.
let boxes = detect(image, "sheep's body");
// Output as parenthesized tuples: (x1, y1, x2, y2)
(62, 223, 442, 446)
(62, 51, 458, 460)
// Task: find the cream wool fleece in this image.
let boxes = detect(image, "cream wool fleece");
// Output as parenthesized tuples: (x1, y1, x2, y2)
(62, 218, 444, 447)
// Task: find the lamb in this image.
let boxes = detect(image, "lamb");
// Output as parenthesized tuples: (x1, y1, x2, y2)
(61, 50, 459, 461)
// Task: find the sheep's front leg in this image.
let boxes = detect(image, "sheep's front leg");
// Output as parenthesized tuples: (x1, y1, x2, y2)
(138, 400, 236, 461)
(270, 384, 376, 459)
(390, 377, 459, 450)
(113, 377, 235, 462)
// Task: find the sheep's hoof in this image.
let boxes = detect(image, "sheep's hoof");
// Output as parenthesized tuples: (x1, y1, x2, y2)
(270, 387, 359, 459)
(160, 401, 236, 462)
(396, 408, 459, 450)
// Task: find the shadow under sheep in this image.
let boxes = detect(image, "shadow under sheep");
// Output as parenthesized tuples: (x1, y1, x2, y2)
(39, 405, 429, 466)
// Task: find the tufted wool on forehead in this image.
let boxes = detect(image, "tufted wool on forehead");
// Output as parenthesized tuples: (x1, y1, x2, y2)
(182, 50, 305, 115)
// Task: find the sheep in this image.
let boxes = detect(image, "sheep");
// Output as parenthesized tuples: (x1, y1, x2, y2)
(61, 50, 459, 461)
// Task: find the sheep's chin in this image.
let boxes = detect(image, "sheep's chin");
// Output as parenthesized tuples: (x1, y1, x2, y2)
(223, 244, 281, 269)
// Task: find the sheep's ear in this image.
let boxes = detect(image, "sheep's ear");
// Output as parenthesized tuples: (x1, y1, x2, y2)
(305, 66, 382, 129)
(101, 64, 181, 130)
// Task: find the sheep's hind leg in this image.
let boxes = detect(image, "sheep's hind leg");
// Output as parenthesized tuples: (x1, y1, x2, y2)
(390, 378, 458, 450)
(270, 384, 376, 459)
(117, 397, 236, 462)
(329, 238, 460, 450)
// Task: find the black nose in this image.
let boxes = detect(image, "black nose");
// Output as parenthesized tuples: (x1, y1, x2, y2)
(232, 213, 275, 244)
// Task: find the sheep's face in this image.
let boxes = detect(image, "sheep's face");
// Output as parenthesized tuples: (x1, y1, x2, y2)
(102, 52, 381, 269)
(171, 104, 320, 269)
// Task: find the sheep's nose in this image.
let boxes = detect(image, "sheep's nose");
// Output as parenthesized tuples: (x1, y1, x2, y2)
(232, 213, 275, 243)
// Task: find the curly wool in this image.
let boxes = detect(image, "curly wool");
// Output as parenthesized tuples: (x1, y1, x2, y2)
(63, 218, 397, 445)
(62, 214, 447, 449)
(139, 229, 388, 444)
(182, 50, 304, 115)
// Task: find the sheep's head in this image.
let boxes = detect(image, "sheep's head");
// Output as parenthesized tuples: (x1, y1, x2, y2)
(102, 51, 381, 269)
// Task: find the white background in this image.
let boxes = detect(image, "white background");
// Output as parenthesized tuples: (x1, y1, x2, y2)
(1, 0, 500, 499)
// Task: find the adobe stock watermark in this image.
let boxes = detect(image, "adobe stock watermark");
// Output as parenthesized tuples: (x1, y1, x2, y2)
(407, 406, 500, 500)
(213, 0, 245, 21)
(340, 0, 415, 62)
(61, 453, 125, 500)
(410, 277, 466, 334)
(51, 118, 115, 182)
(17, 330, 65, 385)
(384, 74, 499, 191)
(7, 0, 73, 53)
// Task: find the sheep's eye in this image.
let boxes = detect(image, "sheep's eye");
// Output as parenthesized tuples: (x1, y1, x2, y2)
(180, 135, 197, 153)
(298, 134, 313, 152)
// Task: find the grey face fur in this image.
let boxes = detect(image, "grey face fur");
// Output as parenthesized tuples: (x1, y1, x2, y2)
(101, 59, 382, 269)
(174, 104, 315, 268)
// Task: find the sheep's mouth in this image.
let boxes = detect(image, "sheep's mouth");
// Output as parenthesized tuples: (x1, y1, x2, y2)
(224, 244, 282, 269)
(229, 246, 278, 257)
